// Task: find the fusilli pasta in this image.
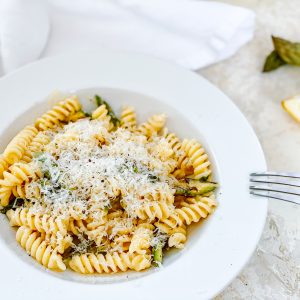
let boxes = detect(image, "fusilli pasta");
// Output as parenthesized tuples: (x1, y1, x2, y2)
(138, 114, 166, 137)
(16, 226, 66, 271)
(1, 94, 217, 274)
(69, 252, 151, 274)
(3, 125, 38, 164)
(121, 106, 136, 129)
(181, 139, 211, 179)
(35, 97, 81, 131)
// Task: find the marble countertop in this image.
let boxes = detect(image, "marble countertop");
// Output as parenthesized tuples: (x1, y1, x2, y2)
(200, 0, 300, 298)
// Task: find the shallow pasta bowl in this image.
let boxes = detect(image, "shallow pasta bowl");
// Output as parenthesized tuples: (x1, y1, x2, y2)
(0, 50, 267, 300)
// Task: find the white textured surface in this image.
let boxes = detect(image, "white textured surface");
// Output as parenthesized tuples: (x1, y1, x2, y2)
(201, 0, 300, 298)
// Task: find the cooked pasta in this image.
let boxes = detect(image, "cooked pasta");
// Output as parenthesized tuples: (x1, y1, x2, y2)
(69, 252, 151, 274)
(0, 185, 12, 206)
(22, 132, 51, 162)
(0, 155, 9, 178)
(121, 106, 136, 130)
(159, 196, 217, 228)
(137, 114, 166, 137)
(181, 139, 211, 179)
(16, 226, 66, 271)
(7, 208, 69, 235)
(35, 96, 81, 131)
(3, 125, 38, 164)
(0, 94, 217, 274)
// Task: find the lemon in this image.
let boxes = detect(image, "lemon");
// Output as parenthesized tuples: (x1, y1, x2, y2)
(282, 95, 300, 122)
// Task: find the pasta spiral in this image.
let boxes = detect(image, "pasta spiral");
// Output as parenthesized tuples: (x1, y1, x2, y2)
(22, 132, 51, 162)
(91, 104, 113, 130)
(155, 222, 187, 249)
(136, 201, 173, 220)
(0, 162, 41, 187)
(162, 130, 182, 153)
(68, 219, 88, 235)
(168, 229, 187, 249)
(181, 139, 211, 179)
(121, 106, 136, 129)
(35, 97, 81, 131)
(129, 224, 154, 254)
(110, 234, 131, 252)
(69, 252, 151, 274)
(0, 185, 12, 206)
(0, 156, 9, 179)
(12, 182, 40, 199)
(45, 232, 72, 254)
(12, 184, 27, 199)
(3, 126, 38, 164)
(138, 114, 166, 137)
(159, 196, 217, 227)
(162, 130, 193, 179)
(68, 110, 85, 122)
(16, 226, 66, 271)
(145, 189, 174, 205)
(7, 208, 69, 235)
(92, 104, 109, 120)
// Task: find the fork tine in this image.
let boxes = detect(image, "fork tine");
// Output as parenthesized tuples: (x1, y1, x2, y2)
(250, 177, 300, 188)
(250, 185, 300, 196)
(251, 172, 300, 179)
(250, 190, 300, 205)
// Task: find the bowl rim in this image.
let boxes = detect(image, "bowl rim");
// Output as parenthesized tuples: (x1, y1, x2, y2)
(0, 50, 267, 300)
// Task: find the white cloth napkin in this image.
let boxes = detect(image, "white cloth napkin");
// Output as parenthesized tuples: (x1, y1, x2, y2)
(0, 0, 255, 74)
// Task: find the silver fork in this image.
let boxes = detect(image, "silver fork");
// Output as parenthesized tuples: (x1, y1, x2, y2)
(250, 172, 300, 205)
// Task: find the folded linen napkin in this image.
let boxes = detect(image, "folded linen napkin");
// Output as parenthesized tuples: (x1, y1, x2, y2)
(0, 0, 255, 74)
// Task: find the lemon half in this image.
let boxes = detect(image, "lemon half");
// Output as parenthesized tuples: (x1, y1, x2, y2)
(282, 95, 300, 122)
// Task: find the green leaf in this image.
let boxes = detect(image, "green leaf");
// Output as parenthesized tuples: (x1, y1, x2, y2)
(272, 36, 300, 66)
(263, 50, 286, 72)
(95, 95, 104, 107)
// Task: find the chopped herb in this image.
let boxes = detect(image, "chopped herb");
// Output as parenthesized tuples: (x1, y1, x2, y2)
(33, 152, 44, 159)
(39, 178, 47, 187)
(175, 182, 217, 196)
(94, 95, 120, 126)
(152, 242, 163, 266)
(80, 110, 92, 118)
(148, 174, 159, 183)
(96, 246, 108, 254)
(44, 170, 51, 180)
(120, 199, 127, 209)
(103, 205, 111, 213)
(133, 165, 139, 173)
(175, 187, 192, 196)
(69, 186, 78, 191)
(186, 170, 211, 182)
(0, 198, 25, 214)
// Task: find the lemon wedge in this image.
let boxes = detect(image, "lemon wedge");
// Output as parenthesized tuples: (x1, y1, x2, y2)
(282, 95, 300, 122)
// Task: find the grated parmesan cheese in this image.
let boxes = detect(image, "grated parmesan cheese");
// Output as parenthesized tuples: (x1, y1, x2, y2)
(25, 118, 179, 254)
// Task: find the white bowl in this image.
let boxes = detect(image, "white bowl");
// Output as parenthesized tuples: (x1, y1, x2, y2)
(0, 50, 267, 300)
